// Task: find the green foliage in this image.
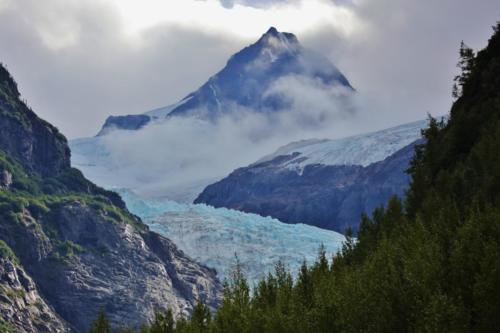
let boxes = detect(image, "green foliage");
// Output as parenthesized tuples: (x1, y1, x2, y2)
(0, 318, 15, 333)
(0, 240, 19, 265)
(89, 312, 111, 333)
(0, 143, 145, 278)
(0, 150, 40, 194)
(50, 240, 86, 264)
(0, 285, 25, 300)
(148, 309, 175, 333)
(115, 328, 135, 333)
(452, 41, 475, 99)
(211, 256, 251, 333)
(0, 147, 145, 237)
(188, 300, 212, 333)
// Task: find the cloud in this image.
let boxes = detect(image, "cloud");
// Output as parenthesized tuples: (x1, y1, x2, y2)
(300, 0, 500, 126)
(264, 75, 355, 126)
(76, 73, 395, 201)
(0, 0, 499, 141)
(0, 0, 242, 137)
(0, 0, 361, 138)
(218, 0, 353, 10)
(218, 0, 299, 9)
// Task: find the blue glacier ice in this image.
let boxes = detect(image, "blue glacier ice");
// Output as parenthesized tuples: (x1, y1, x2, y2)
(118, 189, 346, 286)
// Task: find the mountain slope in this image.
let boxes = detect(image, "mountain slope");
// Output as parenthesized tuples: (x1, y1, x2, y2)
(0, 64, 221, 332)
(195, 120, 426, 233)
(98, 27, 353, 134)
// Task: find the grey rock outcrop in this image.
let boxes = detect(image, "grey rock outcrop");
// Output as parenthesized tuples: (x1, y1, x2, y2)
(0, 255, 68, 332)
(0, 169, 12, 189)
(0, 202, 220, 332)
(97, 114, 151, 136)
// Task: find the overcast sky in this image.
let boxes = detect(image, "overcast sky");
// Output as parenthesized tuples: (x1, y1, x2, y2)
(0, 0, 499, 138)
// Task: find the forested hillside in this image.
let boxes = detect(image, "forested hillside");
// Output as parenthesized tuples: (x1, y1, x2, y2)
(123, 22, 500, 333)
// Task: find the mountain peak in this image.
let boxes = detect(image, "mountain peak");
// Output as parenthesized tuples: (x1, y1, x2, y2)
(258, 27, 299, 48)
(265, 26, 279, 36)
(95, 27, 352, 132)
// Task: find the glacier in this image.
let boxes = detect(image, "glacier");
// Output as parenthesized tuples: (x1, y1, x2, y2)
(258, 119, 428, 173)
(118, 189, 346, 286)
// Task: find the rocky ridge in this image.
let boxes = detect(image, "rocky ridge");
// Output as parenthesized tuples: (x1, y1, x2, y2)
(0, 63, 221, 332)
(195, 138, 421, 233)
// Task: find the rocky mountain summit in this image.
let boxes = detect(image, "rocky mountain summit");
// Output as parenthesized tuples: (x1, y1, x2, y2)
(97, 27, 353, 135)
(0, 64, 221, 332)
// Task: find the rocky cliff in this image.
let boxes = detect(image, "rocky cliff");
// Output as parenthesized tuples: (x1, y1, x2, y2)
(0, 241, 68, 332)
(0, 63, 221, 332)
(0, 65, 70, 177)
(195, 140, 420, 233)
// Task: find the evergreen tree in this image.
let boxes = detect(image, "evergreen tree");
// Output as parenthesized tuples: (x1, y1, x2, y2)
(149, 309, 175, 333)
(190, 299, 211, 332)
(296, 260, 313, 309)
(452, 41, 475, 98)
(212, 256, 250, 333)
(89, 312, 111, 333)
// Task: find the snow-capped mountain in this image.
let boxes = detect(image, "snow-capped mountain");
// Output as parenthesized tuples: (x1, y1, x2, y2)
(257, 119, 426, 172)
(118, 189, 345, 286)
(97, 27, 353, 134)
(71, 27, 358, 200)
(195, 120, 428, 233)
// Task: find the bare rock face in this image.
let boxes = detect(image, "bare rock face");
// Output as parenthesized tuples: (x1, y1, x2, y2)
(0, 200, 221, 333)
(40, 202, 221, 331)
(0, 256, 68, 332)
(0, 169, 12, 189)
